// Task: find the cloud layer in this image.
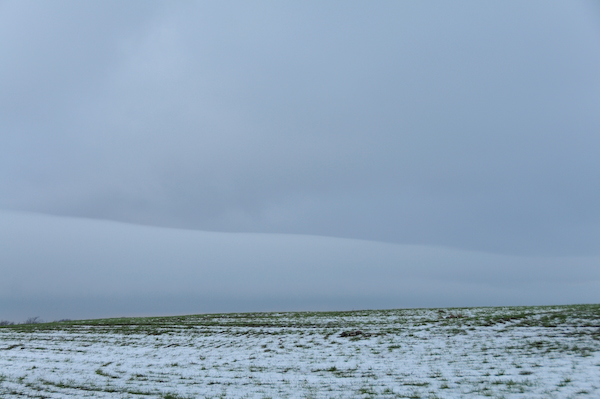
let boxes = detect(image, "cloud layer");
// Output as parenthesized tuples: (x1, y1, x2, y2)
(1, 2, 600, 257)
(2, 211, 598, 321)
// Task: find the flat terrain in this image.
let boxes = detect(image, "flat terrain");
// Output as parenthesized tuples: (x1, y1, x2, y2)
(1, 304, 599, 398)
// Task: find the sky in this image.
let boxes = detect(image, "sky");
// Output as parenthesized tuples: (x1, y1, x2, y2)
(1, 1, 600, 320)
(2, 210, 599, 321)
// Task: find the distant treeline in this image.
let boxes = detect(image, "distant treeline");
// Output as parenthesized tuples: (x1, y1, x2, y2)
(0, 317, 72, 326)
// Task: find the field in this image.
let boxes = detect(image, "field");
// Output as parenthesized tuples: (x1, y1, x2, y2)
(1, 304, 599, 398)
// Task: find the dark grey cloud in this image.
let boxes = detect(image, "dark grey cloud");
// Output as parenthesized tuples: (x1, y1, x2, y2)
(1, 1, 600, 256)
(1, 211, 598, 321)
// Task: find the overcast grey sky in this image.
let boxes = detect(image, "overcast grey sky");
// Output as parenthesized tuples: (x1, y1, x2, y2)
(2, 210, 599, 321)
(1, 1, 600, 320)
(2, 1, 600, 256)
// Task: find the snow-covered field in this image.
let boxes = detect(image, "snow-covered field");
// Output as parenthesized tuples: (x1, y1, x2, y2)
(1, 305, 599, 398)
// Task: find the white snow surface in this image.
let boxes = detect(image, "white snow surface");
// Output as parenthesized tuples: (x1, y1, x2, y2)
(1, 305, 599, 398)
